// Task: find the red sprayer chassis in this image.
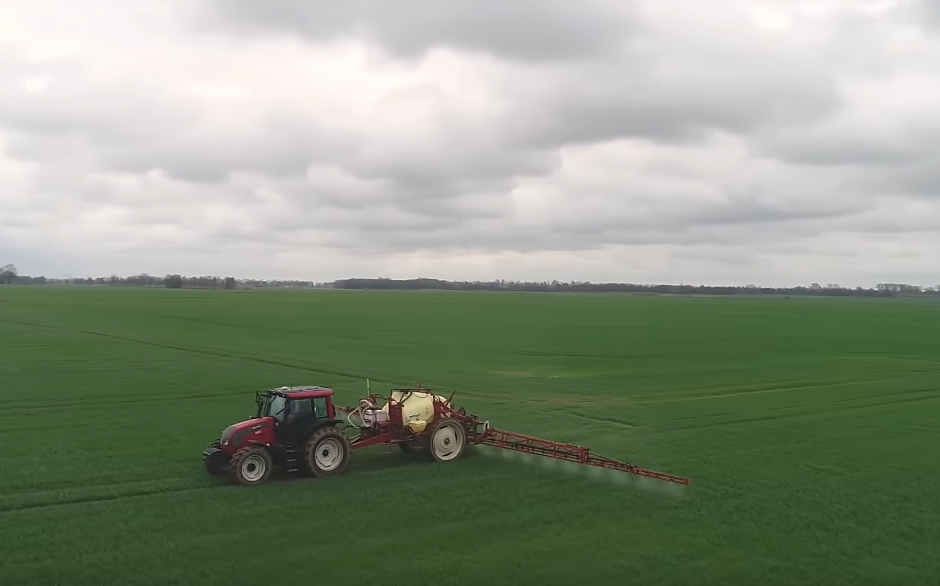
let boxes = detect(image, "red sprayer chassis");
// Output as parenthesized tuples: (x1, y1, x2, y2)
(338, 383, 689, 485)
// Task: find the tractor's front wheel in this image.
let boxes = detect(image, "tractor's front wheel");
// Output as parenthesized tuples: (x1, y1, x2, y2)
(303, 426, 351, 477)
(230, 445, 273, 486)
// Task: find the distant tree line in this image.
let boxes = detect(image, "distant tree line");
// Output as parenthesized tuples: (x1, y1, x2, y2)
(2, 263, 938, 298)
(330, 278, 940, 298)
(0, 265, 325, 290)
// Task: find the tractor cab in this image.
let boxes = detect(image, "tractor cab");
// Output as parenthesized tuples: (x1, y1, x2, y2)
(256, 386, 334, 420)
(256, 386, 337, 445)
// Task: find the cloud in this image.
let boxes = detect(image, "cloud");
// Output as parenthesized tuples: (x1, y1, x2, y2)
(192, 0, 637, 63)
(0, 0, 939, 287)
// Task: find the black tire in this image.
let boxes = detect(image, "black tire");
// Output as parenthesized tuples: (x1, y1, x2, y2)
(303, 426, 351, 477)
(399, 435, 429, 454)
(428, 418, 467, 462)
(230, 445, 273, 486)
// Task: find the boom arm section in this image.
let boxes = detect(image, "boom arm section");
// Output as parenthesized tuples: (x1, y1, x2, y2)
(471, 425, 689, 485)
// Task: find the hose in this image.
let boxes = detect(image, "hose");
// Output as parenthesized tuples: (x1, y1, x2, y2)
(346, 397, 375, 429)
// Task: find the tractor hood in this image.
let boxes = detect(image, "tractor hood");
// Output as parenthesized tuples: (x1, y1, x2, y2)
(219, 418, 274, 452)
(219, 420, 251, 443)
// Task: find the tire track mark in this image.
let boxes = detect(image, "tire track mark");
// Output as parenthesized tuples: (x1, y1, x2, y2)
(74, 329, 366, 381)
(570, 411, 636, 428)
(638, 377, 908, 404)
(3, 316, 641, 433)
(0, 482, 220, 515)
(642, 388, 940, 434)
(5, 356, 213, 366)
(0, 388, 252, 411)
(0, 316, 389, 385)
(0, 316, 434, 414)
(827, 390, 940, 414)
(0, 476, 195, 498)
(627, 378, 852, 402)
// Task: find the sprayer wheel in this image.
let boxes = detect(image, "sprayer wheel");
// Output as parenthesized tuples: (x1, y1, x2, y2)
(302, 425, 351, 477)
(428, 418, 467, 462)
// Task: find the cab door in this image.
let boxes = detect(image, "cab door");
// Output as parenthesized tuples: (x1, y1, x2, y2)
(280, 398, 314, 446)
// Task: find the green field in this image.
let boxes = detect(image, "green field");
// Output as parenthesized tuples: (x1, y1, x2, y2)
(1, 286, 938, 585)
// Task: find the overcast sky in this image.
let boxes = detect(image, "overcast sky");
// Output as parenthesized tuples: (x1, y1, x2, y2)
(1, 0, 938, 286)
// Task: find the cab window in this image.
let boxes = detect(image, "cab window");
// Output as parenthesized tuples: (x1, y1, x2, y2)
(289, 398, 312, 416)
(312, 397, 328, 418)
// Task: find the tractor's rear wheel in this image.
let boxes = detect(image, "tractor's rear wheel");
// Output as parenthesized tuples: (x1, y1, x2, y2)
(230, 445, 272, 486)
(428, 418, 467, 462)
(303, 426, 351, 477)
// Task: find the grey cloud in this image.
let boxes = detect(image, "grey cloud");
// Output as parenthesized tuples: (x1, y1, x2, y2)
(344, 142, 559, 198)
(0, 65, 199, 146)
(0, 210, 62, 229)
(96, 115, 354, 183)
(853, 157, 940, 198)
(199, 1, 844, 150)
(5, 133, 83, 162)
(185, 1, 850, 210)
(498, 17, 844, 149)
(1, 52, 553, 198)
(0, 52, 362, 183)
(1, 100, 351, 185)
(188, 168, 868, 257)
(501, 63, 840, 149)
(302, 221, 805, 256)
(684, 197, 864, 227)
(757, 132, 930, 168)
(0, 1, 844, 203)
(546, 194, 863, 239)
(193, 0, 636, 63)
(897, 0, 940, 28)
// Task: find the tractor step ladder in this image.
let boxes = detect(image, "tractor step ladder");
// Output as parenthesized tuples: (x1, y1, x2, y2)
(284, 447, 299, 473)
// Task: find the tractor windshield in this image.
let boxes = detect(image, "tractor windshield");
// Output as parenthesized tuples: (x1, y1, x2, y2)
(258, 393, 287, 422)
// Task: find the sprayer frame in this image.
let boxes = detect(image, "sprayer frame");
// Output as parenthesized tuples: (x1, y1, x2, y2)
(337, 384, 689, 485)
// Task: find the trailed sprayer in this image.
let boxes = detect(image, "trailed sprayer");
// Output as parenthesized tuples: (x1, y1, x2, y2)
(202, 382, 689, 487)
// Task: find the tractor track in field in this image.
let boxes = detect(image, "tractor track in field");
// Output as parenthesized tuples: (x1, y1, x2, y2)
(1, 316, 517, 409)
(644, 386, 940, 434)
(636, 377, 908, 404)
(0, 316, 487, 414)
(0, 482, 217, 515)
(0, 453, 463, 515)
(0, 388, 259, 411)
(569, 411, 636, 428)
(0, 316, 386, 384)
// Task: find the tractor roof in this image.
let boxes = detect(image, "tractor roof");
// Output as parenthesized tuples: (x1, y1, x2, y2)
(270, 385, 334, 399)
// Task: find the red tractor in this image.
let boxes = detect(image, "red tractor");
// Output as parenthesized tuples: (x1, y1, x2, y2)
(203, 386, 351, 485)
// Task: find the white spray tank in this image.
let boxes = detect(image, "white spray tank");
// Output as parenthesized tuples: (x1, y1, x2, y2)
(381, 389, 439, 433)
(355, 379, 447, 433)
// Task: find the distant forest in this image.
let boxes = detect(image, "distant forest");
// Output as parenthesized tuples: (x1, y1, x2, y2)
(0, 264, 937, 297)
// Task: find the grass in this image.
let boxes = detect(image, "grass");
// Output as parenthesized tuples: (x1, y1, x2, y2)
(0, 286, 938, 585)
